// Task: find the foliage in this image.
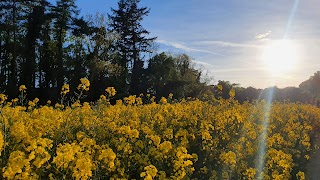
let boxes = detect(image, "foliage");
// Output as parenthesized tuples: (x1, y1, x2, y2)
(215, 80, 313, 105)
(108, 0, 156, 95)
(299, 71, 320, 105)
(0, 0, 121, 102)
(146, 53, 205, 99)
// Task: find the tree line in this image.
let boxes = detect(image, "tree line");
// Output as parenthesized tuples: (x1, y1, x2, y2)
(211, 71, 320, 106)
(0, 0, 206, 103)
(1, 0, 319, 105)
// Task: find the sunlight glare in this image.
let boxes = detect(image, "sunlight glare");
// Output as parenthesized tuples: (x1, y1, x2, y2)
(261, 40, 299, 75)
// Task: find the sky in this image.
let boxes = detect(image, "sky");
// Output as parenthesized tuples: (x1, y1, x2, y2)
(50, 0, 320, 89)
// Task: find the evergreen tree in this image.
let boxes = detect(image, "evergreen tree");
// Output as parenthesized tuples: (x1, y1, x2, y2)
(0, 0, 26, 96)
(108, 0, 156, 95)
(0, 1, 12, 89)
(21, 0, 48, 89)
(38, 0, 55, 90)
(52, 0, 79, 88)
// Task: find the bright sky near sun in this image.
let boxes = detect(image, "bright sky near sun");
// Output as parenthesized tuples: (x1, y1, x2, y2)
(49, 0, 320, 89)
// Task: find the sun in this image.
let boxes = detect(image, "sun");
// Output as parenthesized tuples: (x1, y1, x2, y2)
(261, 40, 299, 75)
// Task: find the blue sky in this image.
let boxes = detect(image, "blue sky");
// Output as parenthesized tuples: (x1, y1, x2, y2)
(50, 0, 320, 88)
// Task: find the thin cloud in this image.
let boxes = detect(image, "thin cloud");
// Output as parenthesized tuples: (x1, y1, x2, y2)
(255, 31, 272, 41)
(193, 60, 215, 67)
(194, 40, 263, 49)
(213, 67, 266, 73)
(157, 39, 225, 56)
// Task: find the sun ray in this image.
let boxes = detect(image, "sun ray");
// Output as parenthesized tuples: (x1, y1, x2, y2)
(284, 0, 300, 38)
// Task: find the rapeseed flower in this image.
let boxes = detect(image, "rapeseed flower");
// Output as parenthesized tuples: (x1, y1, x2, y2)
(77, 78, 90, 91)
(0, 94, 7, 104)
(19, 85, 27, 92)
(61, 84, 70, 95)
(105, 87, 116, 97)
(0, 86, 318, 179)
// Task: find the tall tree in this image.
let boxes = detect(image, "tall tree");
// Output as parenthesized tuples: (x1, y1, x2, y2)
(65, 18, 89, 91)
(108, 0, 156, 95)
(0, 1, 12, 89)
(52, 0, 79, 88)
(38, 1, 55, 89)
(0, 0, 26, 96)
(21, 0, 48, 89)
(84, 13, 120, 100)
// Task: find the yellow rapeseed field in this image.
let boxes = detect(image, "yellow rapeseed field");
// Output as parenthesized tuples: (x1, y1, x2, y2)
(0, 80, 319, 179)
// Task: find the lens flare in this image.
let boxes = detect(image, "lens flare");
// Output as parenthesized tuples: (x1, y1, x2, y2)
(255, 88, 274, 179)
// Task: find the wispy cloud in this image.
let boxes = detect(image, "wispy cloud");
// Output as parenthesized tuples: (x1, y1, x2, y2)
(193, 40, 263, 49)
(157, 39, 225, 56)
(192, 60, 216, 67)
(213, 67, 266, 73)
(255, 31, 272, 41)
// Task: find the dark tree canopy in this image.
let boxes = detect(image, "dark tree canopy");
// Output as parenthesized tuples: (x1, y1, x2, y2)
(52, 0, 79, 88)
(146, 53, 206, 99)
(108, 0, 156, 95)
(299, 71, 320, 105)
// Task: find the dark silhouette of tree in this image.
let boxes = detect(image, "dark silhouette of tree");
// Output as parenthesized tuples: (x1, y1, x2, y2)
(171, 54, 205, 98)
(146, 52, 176, 96)
(214, 80, 239, 99)
(108, 0, 156, 95)
(0, 0, 28, 97)
(0, 1, 13, 90)
(38, 3, 55, 90)
(146, 52, 205, 99)
(52, 0, 79, 88)
(232, 85, 311, 104)
(299, 71, 320, 105)
(70, 13, 119, 100)
(21, 0, 48, 89)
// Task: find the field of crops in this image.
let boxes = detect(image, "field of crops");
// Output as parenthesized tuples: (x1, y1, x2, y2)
(0, 84, 319, 179)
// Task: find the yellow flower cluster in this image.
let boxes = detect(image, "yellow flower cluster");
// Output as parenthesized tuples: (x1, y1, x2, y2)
(220, 151, 237, 167)
(105, 87, 116, 97)
(0, 89, 319, 179)
(77, 78, 90, 91)
(19, 85, 27, 92)
(61, 84, 70, 95)
(0, 94, 7, 104)
(2, 138, 53, 179)
(28, 98, 39, 108)
(140, 165, 158, 180)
